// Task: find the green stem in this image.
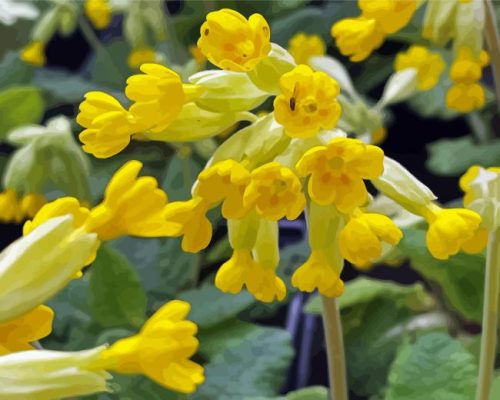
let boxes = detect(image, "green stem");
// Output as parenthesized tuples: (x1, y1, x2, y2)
(321, 296, 349, 400)
(484, 0, 500, 117)
(466, 112, 491, 144)
(475, 229, 500, 400)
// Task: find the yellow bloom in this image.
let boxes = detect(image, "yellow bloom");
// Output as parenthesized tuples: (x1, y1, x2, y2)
(331, 17, 385, 62)
(127, 47, 157, 69)
(125, 64, 202, 133)
(450, 48, 488, 85)
(296, 138, 384, 213)
(358, 0, 417, 34)
(291, 249, 344, 297)
(195, 160, 250, 219)
(94, 300, 204, 393)
(273, 64, 341, 138)
(20, 42, 46, 67)
(163, 197, 212, 253)
(339, 211, 402, 266)
(395, 45, 445, 90)
(197, 8, 271, 72)
(0, 305, 54, 355)
(86, 160, 178, 241)
(424, 205, 482, 260)
(20, 193, 47, 219)
(189, 45, 206, 64)
(0, 189, 23, 224)
(372, 125, 387, 144)
(78, 91, 138, 159)
(243, 162, 305, 221)
(288, 33, 326, 65)
(446, 83, 485, 113)
(84, 0, 112, 30)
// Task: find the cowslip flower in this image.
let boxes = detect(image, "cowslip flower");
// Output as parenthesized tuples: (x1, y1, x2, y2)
(243, 162, 305, 221)
(288, 33, 326, 65)
(84, 0, 111, 30)
(296, 138, 384, 213)
(125, 64, 203, 133)
(127, 47, 157, 69)
(0, 215, 99, 323)
(20, 41, 45, 66)
(273, 64, 341, 138)
(195, 159, 250, 219)
(0, 190, 44, 223)
(93, 300, 204, 393)
(197, 8, 271, 72)
(0, 305, 53, 355)
(358, 0, 417, 34)
(446, 83, 485, 113)
(394, 45, 445, 90)
(339, 210, 403, 266)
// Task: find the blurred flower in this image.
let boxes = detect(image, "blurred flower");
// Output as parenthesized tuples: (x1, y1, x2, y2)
(358, 0, 417, 34)
(288, 33, 326, 65)
(0, 0, 38, 26)
(446, 83, 485, 113)
(20, 41, 46, 66)
(189, 44, 206, 65)
(274, 65, 341, 138)
(197, 8, 271, 72)
(395, 45, 445, 90)
(0, 190, 46, 224)
(84, 0, 111, 30)
(127, 47, 157, 69)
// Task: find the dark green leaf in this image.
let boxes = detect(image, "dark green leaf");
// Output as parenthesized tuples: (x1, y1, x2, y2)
(161, 152, 203, 201)
(0, 51, 33, 89)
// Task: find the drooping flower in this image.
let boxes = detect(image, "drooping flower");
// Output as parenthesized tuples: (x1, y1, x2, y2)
(20, 41, 45, 66)
(288, 33, 326, 65)
(296, 138, 384, 213)
(84, 0, 111, 30)
(243, 162, 305, 221)
(395, 45, 446, 90)
(197, 8, 271, 72)
(274, 64, 341, 138)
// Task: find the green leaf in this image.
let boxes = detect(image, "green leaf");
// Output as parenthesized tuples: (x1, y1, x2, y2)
(246, 386, 328, 400)
(161, 151, 203, 201)
(427, 136, 500, 176)
(179, 283, 255, 329)
(91, 41, 131, 90)
(304, 277, 434, 315)
(399, 227, 485, 322)
(384, 332, 477, 400)
(93, 375, 179, 400)
(194, 327, 294, 400)
(0, 51, 33, 90)
(89, 246, 147, 329)
(0, 86, 44, 140)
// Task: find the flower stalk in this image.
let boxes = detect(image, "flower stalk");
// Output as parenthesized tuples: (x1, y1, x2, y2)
(475, 229, 500, 400)
(484, 0, 500, 115)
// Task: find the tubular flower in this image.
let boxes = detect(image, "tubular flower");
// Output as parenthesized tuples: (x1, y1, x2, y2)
(125, 64, 203, 133)
(274, 64, 341, 138)
(288, 33, 326, 65)
(197, 8, 271, 72)
(20, 41, 46, 67)
(0, 305, 54, 355)
(0, 190, 46, 224)
(358, 0, 417, 34)
(424, 204, 482, 260)
(296, 138, 384, 213)
(127, 47, 157, 69)
(331, 17, 385, 62)
(93, 300, 204, 393)
(86, 160, 179, 241)
(195, 160, 251, 219)
(339, 210, 403, 267)
(394, 45, 446, 90)
(243, 162, 305, 221)
(77, 91, 139, 159)
(216, 216, 286, 302)
(163, 197, 212, 253)
(84, 0, 112, 30)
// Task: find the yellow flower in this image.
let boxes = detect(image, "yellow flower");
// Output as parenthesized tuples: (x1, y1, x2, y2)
(331, 17, 385, 62)
(197, 8, 271, 72)
(339, 211, 402, 266)
(446, 83, 485, 113)
(358, 0, 417, 34)
(372, 125, 387, 144)
(86, 160, 178, 241)
(273, 64, 341, 138)
(20, 42, 46, 67)
(424, 205, 482, 259)
(195, 160, 250, 219)
(292, 249, 344, 297)
(395, 45, 445, 90)
(127, 47, 157, 69)
(94, 300, 204, 393)
(84, 0, 112, 30)
(0, 305, 54, 355)
(450, 48, 488, 85)
(243, 162, 305, 221)
(189, 45, 206, 64)
(0, 189, 23, 223)
(163, 197, 212, 253)
(125, 64, 202, 133)
(20, 193, 47, 219)
(288, 33, 326, 65)
(296, 138, 384, 213)
(77, 91, 138, 159)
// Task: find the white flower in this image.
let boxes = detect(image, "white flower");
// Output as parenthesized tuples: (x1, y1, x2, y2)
(0, 0, 39, 26)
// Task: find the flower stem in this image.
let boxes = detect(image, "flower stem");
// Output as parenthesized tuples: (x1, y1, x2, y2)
(321, 295, 348, 400)
(484, 0, 500, 116)
(475, 229, 500, 400)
